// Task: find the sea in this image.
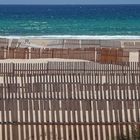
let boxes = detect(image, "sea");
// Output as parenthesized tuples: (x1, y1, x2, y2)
(0, 5, 140, 39)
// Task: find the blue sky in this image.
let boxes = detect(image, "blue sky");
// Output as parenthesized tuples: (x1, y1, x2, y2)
(0, 0, 140, 4)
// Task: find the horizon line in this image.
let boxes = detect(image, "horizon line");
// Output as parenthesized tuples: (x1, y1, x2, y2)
(0, 4, 140, 5)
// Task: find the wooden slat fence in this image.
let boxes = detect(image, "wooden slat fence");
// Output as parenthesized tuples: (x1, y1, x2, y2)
(0, 47, 131, 64)
(0, 73, 139, 140)
(0, 62, 139, 75)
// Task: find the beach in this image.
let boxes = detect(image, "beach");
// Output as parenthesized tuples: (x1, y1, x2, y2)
(0, 4, 140, 140)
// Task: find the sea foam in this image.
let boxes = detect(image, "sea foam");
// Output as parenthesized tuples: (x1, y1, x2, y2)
(1, 35, 140, 40)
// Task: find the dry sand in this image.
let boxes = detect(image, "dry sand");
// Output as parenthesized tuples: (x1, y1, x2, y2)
(0, 58, 89, 63)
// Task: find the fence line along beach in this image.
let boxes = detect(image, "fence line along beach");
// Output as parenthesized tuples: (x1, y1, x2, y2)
(0, 37, 140, 62)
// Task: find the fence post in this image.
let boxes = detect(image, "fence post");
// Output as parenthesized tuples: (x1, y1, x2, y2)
(13, 48, 15, 59)
(62, 39, 64, 49)
(4, 47, 7, 59)
(47, 62, 49, 74)
(52, 49, 54, 58)
(12, 63, 15, 75)
(80, 40, 81, 48)
(95, 47, 97, 62)
(39, 48, 42, 58)
(83, 62, 86, 74)
(28, 47, 31, 59)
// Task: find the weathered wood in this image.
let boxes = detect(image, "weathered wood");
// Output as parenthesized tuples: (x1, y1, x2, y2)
(0, 71, 140, 140)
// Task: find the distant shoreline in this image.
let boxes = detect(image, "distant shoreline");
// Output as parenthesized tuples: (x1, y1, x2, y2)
(1, 35, 140, 40)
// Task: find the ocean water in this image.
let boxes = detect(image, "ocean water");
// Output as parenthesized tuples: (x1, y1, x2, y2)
(0, 5, 140, 37)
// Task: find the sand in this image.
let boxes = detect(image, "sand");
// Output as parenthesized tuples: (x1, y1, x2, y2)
(0, 58, 89, 63)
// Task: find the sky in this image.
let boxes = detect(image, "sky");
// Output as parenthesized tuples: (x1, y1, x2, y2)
(0, 0, 140, 5)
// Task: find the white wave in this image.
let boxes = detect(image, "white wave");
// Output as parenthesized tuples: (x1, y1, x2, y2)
(1, 35, 140, 40)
